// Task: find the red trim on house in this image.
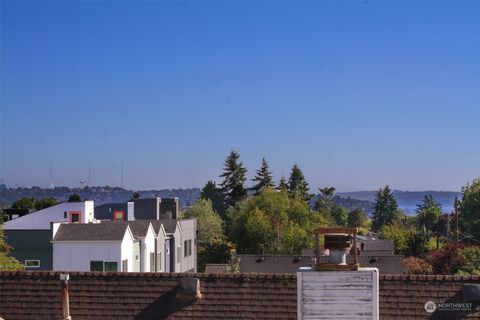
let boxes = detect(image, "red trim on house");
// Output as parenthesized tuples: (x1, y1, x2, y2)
(113, 210, 124, 221)
(70, 211, 81, 223)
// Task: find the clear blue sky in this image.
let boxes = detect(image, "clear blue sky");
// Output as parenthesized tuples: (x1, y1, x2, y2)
(1, 1, 479, 191)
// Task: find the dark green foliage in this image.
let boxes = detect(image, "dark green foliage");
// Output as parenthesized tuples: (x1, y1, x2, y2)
(277, 176, 288, 191)
(347, 209, 368, 228)
(460, 178, 480, 243)
(316, 187, 336, 211)
(34, 197, 59, 210)
(330, 205, 349, 227)
(130, 192, 141, 200)
(372, 185, 399, 231)
(11, 197, 36, 209)
(415, 195, 442, 239)
(200, 181, 226, 219)
(197, 239, 236, 272)
(11, 197, 58, 211)
(68, 194, 82, 202)
(405, 232, 429, 258)
(220, 150, 247, 208)
(252, 157, 275, 195)
(287, 164, 310, 201)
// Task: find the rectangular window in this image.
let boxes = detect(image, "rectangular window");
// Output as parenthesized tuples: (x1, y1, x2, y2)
(64, 211, 67, 219)
(184, 240, 192, 257)
(90, 261, 118, 271)
(90, 261, 103, 271)
(113, 210, 124, 221)
(156, 252, 162, 272)
(70, 211, 80, 223)
(104, 261, 118, 272)
(24, 260, 40, 268)
(177, 245, 181, 263)
(150, 252, 155, 272)
(122, 259, 128, 272)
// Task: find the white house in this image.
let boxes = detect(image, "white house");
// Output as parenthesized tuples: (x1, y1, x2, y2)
(4, 201, 95, 230)
(52, 222, 138, 272)
(3, 201, 95, 270)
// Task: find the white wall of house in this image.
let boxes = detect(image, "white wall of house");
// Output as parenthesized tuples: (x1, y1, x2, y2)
(140, 224, 156, 272)
(4, 201, 95, 230)
(52, 227, 135, 272)
(156, 225, 167, 272)
(120, 228, 136, 272)
(178, 219, 197, 272)
(52, 241, 122, 271)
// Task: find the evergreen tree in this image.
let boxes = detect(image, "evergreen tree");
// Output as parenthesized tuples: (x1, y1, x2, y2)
(68, 194, 82, 202)
(278, 176, 288, 191)
(347, 208, 368, 228)
(130, 192, 141, 201)
(200, 180, 226, 219)
(252, 157, 275, 195)
(287, 164, 310, 201)
(372, 185, 399, 232)
(315, 187, 336, 211)
(219, 150, 247, 208)
(415, 195, 442, 239)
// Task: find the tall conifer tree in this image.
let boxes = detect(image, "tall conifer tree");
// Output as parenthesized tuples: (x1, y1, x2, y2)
(220, 150, 247, 208)
(287, 164, 311, 201)
(371, 185, 399, 231)
(252, 158, 275, 195)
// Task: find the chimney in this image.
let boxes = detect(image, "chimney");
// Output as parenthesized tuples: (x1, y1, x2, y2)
(298, 228, 379, 320)
(127, 202, 135, 221)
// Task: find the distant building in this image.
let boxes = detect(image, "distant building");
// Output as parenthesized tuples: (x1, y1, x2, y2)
(94, 197, 180, 221)
(3, 201, 95, 270)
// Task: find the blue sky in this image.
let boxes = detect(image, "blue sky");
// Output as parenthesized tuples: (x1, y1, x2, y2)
(1, 1, 479, 191)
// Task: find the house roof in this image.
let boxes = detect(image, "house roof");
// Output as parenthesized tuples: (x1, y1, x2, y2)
(102, 220, 153, 238)
(238, 254, 405, 274)
(0, 271, 479, 319)
(158, 219, 178, 234)
(53, 223, 129, 241)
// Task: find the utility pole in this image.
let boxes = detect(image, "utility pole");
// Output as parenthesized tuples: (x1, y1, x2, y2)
(455, 196, 459, 243)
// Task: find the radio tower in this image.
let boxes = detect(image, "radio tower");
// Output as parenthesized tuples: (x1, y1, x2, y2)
(121, 159, 124, 189)
(49, 164, 54, 189)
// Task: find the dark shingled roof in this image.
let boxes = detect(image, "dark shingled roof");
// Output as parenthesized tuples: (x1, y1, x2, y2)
(158, 219, 178, 233)
(102, 220, 152, 238)
(1, 271, 479, 319)
(53, 223, 129, 241)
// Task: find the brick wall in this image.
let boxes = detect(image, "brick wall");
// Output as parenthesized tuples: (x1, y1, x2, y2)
(0, 271, 478, 319)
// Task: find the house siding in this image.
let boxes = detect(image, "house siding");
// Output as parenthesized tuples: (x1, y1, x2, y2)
(4, 229, 52, 270)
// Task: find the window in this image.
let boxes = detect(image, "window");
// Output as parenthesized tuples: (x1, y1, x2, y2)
(135, 255, 139, 261)
(24, 260, 40, 268)
(90, 260, 118, 272)
(104, 262, 118, 271)
(64, 211, 67, 219)
(177, 245, 181, 263)
(122, 259, 128, 272)
(113, 210, 124, 221)
(150, 252, 155, 272)
(90, 261, 103, 271)
(184, 239, 192, 257)
(156, 252, 162, 272)
(70, 211, 80, 223)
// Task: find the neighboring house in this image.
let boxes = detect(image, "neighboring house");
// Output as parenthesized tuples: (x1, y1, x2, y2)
(238, 254, 404, 274)
(94, 197, 180, 221)
(3, 201, 94, 270)
(52, 222, 139, 272)
(51, 219, 197, 273)
(3, 208, 32, 221)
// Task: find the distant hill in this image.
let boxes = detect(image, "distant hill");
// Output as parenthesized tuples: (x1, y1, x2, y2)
(0, 185, 201, 208)
(337, 190, 460, 213)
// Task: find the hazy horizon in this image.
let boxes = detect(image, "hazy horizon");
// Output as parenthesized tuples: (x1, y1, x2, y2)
(1, 1, 479, 192)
